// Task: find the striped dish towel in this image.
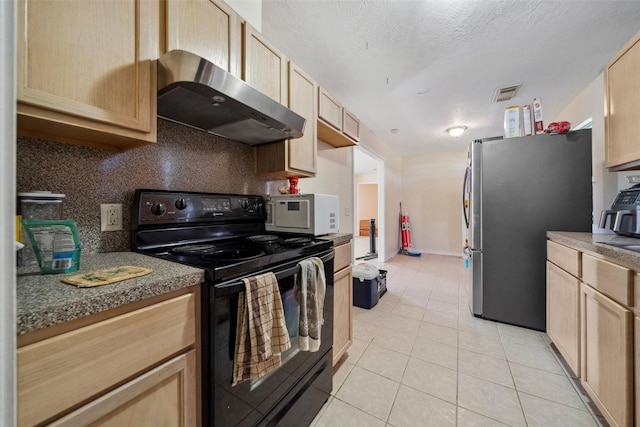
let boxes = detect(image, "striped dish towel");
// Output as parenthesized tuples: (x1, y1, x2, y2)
(232, 272, 291, 386)
(294, 257, 326, 352)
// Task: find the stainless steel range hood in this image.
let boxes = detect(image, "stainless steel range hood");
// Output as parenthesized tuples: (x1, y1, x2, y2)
(157, 50, 305, 145)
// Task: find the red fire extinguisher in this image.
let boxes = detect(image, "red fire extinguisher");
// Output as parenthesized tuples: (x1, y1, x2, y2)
(401, 211, 412, 250)
(399, 203, 421, 256)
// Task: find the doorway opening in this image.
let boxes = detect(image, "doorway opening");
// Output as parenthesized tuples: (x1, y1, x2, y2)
(354, 147, 385, 261)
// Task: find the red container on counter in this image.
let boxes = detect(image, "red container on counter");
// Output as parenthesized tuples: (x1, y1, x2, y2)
(289, 177, 299, 194)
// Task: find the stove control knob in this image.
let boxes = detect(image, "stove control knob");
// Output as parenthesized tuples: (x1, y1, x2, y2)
(150, 202, 167, 216)
(254, 202, 263, 213)
(240, 200, 249, 209)
(174, 198, 187, 210)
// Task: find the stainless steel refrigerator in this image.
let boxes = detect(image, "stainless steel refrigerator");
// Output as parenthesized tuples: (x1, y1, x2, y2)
(462, 129, 592, 331)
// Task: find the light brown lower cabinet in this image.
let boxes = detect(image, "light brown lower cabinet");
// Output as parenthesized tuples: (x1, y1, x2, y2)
(580, 283, 633, 427)
(333, 241, 353, 366)
(546, 261, 580, 375)
(50, 350, 196, 427)
(17, 290, 197, 426)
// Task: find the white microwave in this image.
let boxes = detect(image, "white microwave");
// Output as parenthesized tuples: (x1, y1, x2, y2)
(265, 194, 339, 236)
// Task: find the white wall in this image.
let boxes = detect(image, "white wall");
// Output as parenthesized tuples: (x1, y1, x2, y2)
(401, 150, 467, 256)
(355, 171, 377, 184)
(2, 0, 16, 424)
(226, 0, 262, 31)
(553, 72, 619, 233)
(354, 171, 377, 236)
(357, 126, 403, 261)
(296, 141, 354, 237)
(358, 184, 378, 222)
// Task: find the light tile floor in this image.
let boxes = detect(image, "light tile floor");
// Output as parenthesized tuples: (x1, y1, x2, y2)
(312, 253, 606, 427)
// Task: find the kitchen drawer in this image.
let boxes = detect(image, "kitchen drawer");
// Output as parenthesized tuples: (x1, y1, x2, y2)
(49, 350, 196, 427)
(18, 293, 196, 426)
(334, 241, 352, 272)
(547, 240, 581, 277)
(582, 253, 633, 307)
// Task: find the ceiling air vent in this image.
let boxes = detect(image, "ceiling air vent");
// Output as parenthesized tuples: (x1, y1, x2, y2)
(492, 84, 521, 103)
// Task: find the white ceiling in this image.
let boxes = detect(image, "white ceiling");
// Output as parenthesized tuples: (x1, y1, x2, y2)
(261, 0, 640, 156)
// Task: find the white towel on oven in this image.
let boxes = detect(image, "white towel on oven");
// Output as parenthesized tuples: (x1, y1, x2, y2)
(294, 257, 326, 352)
(232, 272, 290, 386)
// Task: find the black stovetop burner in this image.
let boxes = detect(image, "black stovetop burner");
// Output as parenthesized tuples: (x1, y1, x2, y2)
(146, 233, 331, 283)
(130, 190, 332, 283)
(171, 244, 218, 255)
(247, 234, 280, 244)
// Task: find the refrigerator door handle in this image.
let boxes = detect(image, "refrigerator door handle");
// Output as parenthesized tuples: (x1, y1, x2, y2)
(462, 166, 470, 229)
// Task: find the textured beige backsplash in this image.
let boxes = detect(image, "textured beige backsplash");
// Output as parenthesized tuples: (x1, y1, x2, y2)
(17, 120, 286, 253)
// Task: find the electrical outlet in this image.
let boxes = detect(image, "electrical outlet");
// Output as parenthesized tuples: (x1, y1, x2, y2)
(101, 204, 123, 232)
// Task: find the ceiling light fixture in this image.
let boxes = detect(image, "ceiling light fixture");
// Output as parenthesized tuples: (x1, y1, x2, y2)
(417, 88, 429, 96)
(446, 126, 467, 137)
(390, 128, 400, 134)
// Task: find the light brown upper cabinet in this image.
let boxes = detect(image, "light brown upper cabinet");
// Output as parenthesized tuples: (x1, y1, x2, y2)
(17, 0, 158, 151)
(342, 108, 361, 142)
(165, 0, 241, 77)
(255, 62, 318, 178)
(242, 23, 287, 105)
(243, 22, 316, 177)
(318, 88, 343, 131)
(317, 87, 359, 148)
(605, 33, 640, 170)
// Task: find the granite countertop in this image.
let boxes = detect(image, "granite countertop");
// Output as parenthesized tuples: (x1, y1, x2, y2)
(320, 233, 353, 246)
(17, 252, 204, 336)
(547, 231, 640, 270)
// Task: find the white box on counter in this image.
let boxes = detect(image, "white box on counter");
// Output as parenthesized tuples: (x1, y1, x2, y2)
(533, 98, 544, 134)
(522, 104, 533, 136)
(504, 106, 522, 138)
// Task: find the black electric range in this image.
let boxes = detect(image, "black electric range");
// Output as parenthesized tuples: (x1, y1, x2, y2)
(131, 189, 334, 427)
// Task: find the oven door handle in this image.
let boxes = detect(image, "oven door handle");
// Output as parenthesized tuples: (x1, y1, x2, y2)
(215, 249, 335, 297)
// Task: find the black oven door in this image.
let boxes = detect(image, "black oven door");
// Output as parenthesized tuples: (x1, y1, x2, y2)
(208, 249, 334, 427)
